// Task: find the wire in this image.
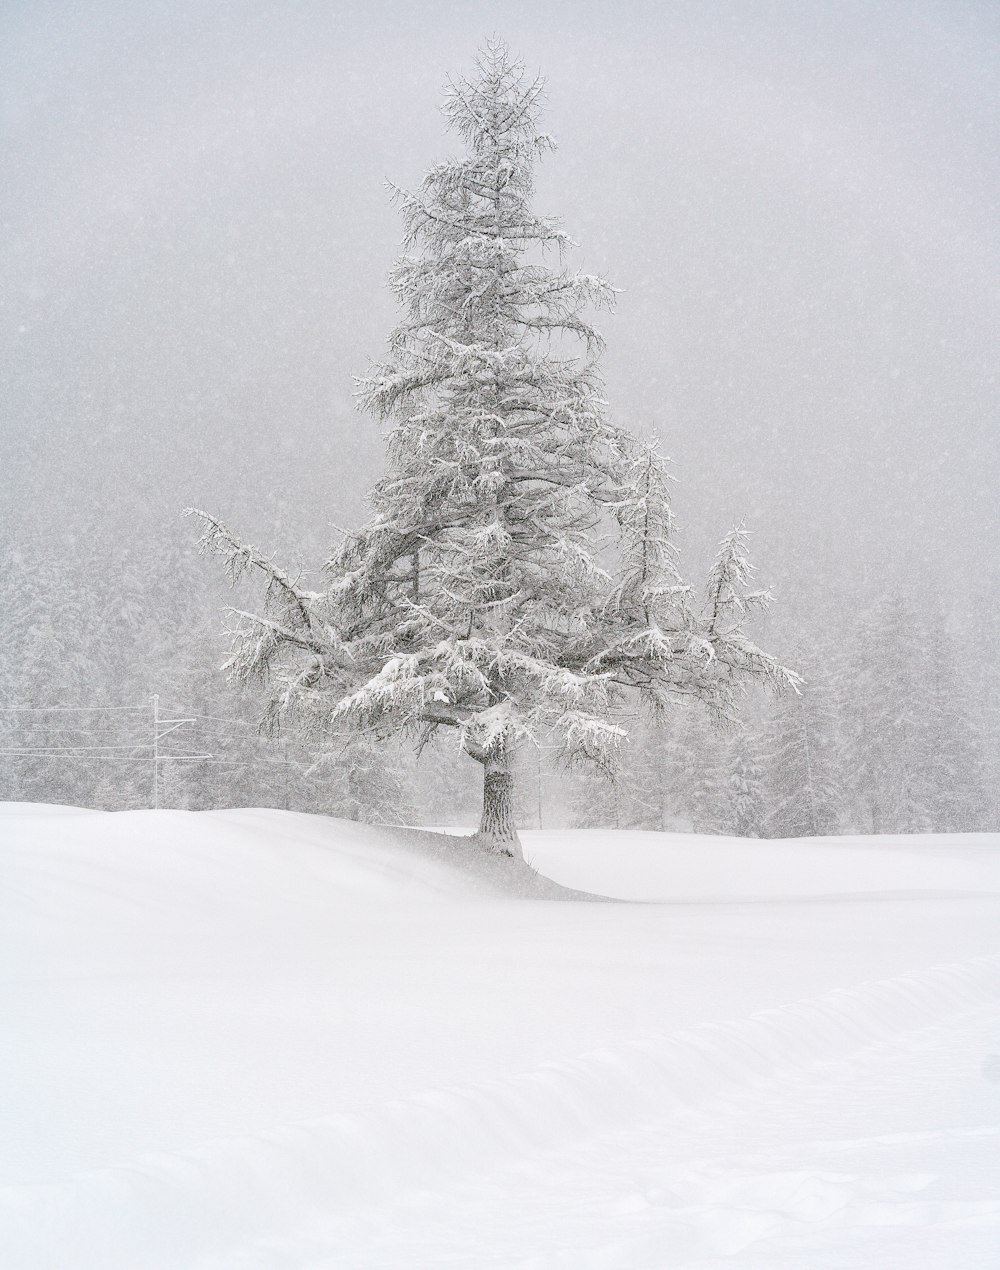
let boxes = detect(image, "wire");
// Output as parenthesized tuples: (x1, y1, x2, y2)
(190, 713, 257, 727)
(0, 703, 147, 713)
(0, 743, 153, 754)
(190, 714, 314, 747)
(192, 714, 308, 740)
(2, 755, 147, 762)
(166, 756, 301, 767)
(0, 752, 302, 766)
(0, 726, 146, 736)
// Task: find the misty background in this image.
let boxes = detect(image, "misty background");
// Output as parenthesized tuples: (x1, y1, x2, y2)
(2, 0, 998, 828)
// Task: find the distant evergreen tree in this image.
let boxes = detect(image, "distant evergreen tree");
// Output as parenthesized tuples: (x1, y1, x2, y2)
(845, 597, 929, 832)
(762, 669, 843, 838)
(569, 765, 625, 830)
(726, 733, 766, 837)
(308, 741, 416, 825)
(840, 596, 990, 834)
(919, 609, 989, 832)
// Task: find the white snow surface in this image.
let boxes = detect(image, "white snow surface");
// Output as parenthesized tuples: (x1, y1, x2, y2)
(2, 803, 999, 1269)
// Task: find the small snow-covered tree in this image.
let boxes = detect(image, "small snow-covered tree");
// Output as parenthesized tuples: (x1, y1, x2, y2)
(189, 42, 795, 857)
(725, 732, 766, 837)
(839, 596, 987, 834)
(762, 670, 844, 838)
(307, 740, 416, 825)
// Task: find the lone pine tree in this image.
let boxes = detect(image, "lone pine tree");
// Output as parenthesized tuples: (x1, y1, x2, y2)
(189, 41, 795, 858)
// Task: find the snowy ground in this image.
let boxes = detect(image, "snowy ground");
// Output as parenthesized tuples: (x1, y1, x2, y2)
(2, 805, 999, 1269)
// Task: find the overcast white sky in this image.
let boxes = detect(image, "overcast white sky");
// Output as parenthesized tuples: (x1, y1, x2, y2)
(3, 0, 998, 637)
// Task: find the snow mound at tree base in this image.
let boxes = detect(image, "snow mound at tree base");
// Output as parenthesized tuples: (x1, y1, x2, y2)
(205, 808, 606, 900)
(339, 818, 607, 900)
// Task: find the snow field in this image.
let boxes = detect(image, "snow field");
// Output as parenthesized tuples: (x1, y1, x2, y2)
(2, 805, 999, 1268)
(8, 956, 999, 1270)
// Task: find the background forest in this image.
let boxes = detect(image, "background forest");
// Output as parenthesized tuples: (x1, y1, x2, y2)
(1, 527, 996, 835)
(3, 0, 998, 836)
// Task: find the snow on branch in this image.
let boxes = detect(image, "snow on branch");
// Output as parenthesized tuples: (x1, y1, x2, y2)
(707, 523, 764, 628)
(186, 509, 319, 629)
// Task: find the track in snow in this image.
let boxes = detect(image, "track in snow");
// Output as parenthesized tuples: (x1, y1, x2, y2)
(27, 955, 989, 1270)
(238, 995, 1000, 1269)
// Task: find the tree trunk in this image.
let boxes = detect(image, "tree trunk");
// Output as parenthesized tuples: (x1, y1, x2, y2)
(471, 740, 523, 859)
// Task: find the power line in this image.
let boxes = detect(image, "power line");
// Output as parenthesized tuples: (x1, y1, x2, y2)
(190, 712, 258, 727)
(0, 699, 309, 797)
(0, 726, 146, 736)
(0, 703, 146, 713)
(0, 741, 150, 751)
(0, 702, 299, 737)
(0, 752, 214, 762)
(166, 756, 302, 767)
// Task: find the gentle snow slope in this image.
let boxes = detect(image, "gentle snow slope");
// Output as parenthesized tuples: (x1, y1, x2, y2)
(2, 804, 999, 1269)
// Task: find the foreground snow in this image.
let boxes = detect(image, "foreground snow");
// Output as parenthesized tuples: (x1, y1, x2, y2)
(2, 805, 999, 1268)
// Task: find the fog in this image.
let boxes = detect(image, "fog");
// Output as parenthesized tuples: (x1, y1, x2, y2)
(3, 0, 998, 646)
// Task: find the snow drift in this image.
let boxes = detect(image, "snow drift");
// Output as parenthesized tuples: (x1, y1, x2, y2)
(2, 804, 999, 1268)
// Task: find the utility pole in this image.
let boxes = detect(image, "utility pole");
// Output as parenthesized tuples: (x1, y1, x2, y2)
(151, 695, 210, 810)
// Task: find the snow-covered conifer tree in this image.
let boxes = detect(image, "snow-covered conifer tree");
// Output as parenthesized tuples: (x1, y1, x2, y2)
(762, 672, 843, 838)
(726, 733, 766, 837)
(841, 597, 986, 834)
(189, 42, 795, 857)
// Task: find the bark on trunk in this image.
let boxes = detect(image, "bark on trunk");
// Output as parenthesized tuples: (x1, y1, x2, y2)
(471, 742, 523, 860)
